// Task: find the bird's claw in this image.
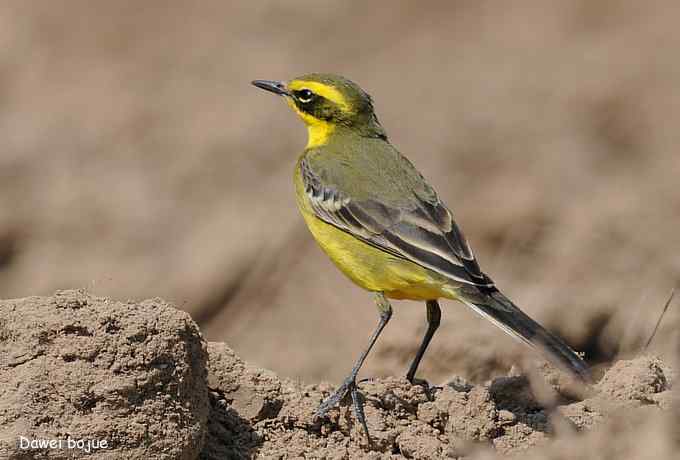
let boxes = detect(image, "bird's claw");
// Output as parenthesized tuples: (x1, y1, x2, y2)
(315, 376, 372, 444)
(409, 377, 442, 400)
(350, 384, 371, 444)
(315, 376, 353, 417)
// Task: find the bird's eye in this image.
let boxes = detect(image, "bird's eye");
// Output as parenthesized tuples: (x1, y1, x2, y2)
(297, 89, 314, 103)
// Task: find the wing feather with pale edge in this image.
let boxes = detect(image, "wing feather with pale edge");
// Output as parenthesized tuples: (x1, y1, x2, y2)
(300, 158, 495, 289)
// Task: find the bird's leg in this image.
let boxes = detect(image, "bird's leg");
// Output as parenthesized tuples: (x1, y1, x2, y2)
(405, 299, 441, 386)
(315, 292, 393, 441)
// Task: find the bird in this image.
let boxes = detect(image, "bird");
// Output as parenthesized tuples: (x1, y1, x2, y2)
(252, 73, 590, 440)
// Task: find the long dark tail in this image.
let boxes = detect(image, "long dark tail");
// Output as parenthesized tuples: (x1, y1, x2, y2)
(461, 289, 591, 382)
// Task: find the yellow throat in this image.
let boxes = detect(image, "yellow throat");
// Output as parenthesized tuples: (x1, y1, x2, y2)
(285, 79, 351, 148)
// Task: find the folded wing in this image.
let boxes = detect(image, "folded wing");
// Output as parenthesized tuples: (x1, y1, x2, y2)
(300, 158, 494, 289)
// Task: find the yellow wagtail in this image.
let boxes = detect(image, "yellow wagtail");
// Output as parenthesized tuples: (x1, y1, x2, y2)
(253, 74, 590, 438)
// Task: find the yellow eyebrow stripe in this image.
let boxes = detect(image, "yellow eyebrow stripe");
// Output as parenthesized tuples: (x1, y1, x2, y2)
(287, 80, 351, 112)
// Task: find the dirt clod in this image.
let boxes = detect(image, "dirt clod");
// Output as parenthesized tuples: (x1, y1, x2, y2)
(0, 290, 209, 460)
(597, 357, 669, 403)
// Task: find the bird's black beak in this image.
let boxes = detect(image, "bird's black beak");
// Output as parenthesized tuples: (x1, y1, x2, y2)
(252, 80, 290, 96)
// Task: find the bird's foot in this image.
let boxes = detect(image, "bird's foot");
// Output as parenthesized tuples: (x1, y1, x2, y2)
(408, 377, 442, 400)
(315, 375, 371, 443)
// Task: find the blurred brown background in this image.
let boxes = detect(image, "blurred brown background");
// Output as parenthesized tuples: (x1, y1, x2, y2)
(1, 0, 678, 384)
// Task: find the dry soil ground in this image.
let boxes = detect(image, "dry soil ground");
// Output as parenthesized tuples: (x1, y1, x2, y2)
(1, 291, 677, 459)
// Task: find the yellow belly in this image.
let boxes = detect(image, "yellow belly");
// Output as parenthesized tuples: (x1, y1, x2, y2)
(294, 165, 455, 301)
